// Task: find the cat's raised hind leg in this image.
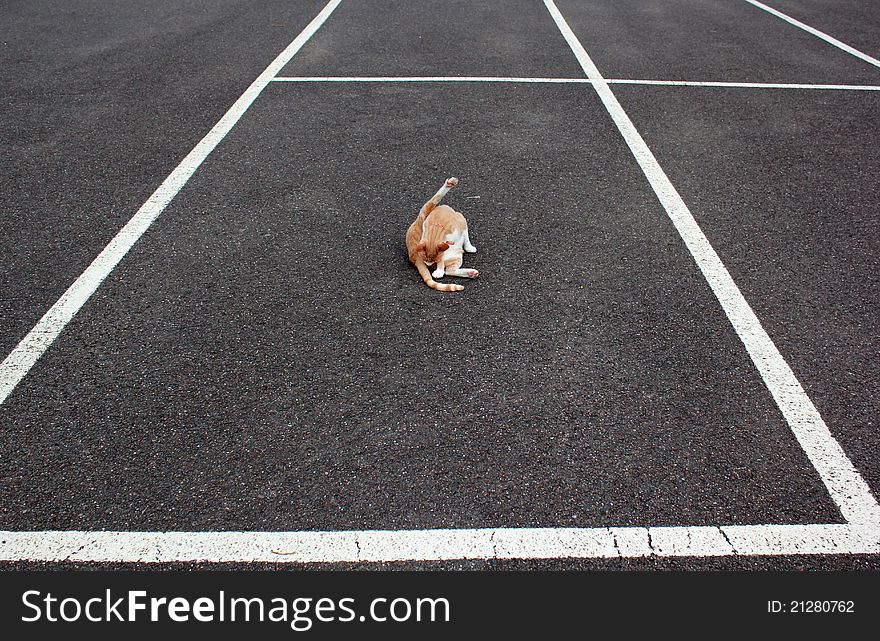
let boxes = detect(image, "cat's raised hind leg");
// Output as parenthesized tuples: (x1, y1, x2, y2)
(430, 177, 459, 207)
(420, 177, 459, 219)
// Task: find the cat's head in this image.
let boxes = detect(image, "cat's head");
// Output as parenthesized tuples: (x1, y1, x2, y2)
(425, 240, 451, 264)
(414, 240, 450, 265)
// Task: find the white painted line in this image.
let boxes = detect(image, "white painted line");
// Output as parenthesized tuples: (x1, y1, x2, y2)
(271, 76, 593, 83)
(0, 0, 343, 406)
(544, 0, 880, 526)
(271, 76, 880, 91)
(1, 524, 878, 563)
(606, 79, 880, 91)
(744, 0, 880, 69)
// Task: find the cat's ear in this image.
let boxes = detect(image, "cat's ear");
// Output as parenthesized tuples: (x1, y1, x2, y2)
(410, 241, 427, 261)
(438, 241, 450, 251)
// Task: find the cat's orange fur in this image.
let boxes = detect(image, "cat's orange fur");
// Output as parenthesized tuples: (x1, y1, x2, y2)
(406, 177, 478, 292)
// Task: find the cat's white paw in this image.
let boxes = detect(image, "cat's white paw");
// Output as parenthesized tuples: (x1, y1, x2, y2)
(432, 268, 445, 279)
(446, 177, 459, 189)
(464, 244, 477, 253)
(466, 269, 479, 278)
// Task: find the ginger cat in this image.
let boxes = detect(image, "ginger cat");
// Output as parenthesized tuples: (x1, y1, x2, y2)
(405, 177, 478, 292)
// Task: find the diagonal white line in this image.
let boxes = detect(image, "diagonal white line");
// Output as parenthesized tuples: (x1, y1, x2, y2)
(743, 0, 880, 69)
(543, 0, 880, 525)
(0, 0, 343, 406)
(0, 524, 878, 563)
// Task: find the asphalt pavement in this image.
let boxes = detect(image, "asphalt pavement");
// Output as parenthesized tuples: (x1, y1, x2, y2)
(1, 0, 878, 569)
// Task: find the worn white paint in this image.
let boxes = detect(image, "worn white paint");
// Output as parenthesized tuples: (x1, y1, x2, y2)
(1, 524, 878, 563)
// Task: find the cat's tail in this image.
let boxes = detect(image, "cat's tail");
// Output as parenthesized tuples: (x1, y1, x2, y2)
(415, 259, 465, 292)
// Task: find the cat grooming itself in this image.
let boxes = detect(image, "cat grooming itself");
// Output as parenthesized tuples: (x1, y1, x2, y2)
(405, 177, 478, 292)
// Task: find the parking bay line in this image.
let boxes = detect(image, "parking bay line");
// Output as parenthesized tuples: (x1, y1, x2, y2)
(272, 75, 593, 83)
(1, 524, 878, 563)
(271, 76, 880, 91)
(544, 0, 880, 526)
(0, 0, 343, 406)
(743, 0, 880, 69)
(607, 79, 880, 91)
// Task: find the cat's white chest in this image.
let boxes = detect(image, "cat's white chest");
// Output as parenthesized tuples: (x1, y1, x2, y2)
(444, 227, 466, 250)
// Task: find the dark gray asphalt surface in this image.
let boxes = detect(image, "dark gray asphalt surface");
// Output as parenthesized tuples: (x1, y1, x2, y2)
(0, 82, 841, 531)
(1, 0, 879, 569)
(1, 0, 326, 356)
(614, 84, 880, 505)
(769, 0, 880, 61)
(556, 0, 880, 84)
(282, 0, 584, 77)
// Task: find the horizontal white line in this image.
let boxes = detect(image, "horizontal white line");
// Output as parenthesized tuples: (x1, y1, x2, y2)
(1, 524, 878, 563)
(270, 76, 880, 90)
(271, 76, 593, 83)
(607, 79, 880, 91)
(744, 0, 880, 69)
